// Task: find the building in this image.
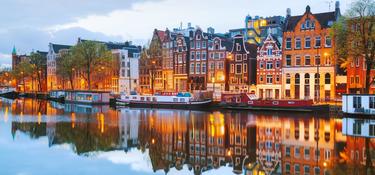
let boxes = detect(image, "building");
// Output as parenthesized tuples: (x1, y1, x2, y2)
(282, 4, 340, 101)
(346, 55, 375, 94)
(116, 47, 140, 94)
(47, 43, 72, 91)
(189, 28, 209, 90)
(245, 15, 285, 45)
(256, 32, 283, 99)
(174, 33, 190, 91)
(161, 29, 176, 92)
(207, 36, 232, 98)
(227, 34, 257, 93)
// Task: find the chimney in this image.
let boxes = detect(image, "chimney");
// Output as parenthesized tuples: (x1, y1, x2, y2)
(286, 8, 291, 17)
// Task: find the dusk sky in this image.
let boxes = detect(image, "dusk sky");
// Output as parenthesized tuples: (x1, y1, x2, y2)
(0, 0, 355, 66)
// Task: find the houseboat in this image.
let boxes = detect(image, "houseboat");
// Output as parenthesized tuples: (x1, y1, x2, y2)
(221, 93, 329, 112)
(64, 90, 111, 105)
(117, 92, 212, 109)
(342, 94, 375, 117)
(48, 90, 66, 103)
(0, 87, 18, 99)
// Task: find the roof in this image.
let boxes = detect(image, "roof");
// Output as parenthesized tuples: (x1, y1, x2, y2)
(245, 43, 258, 58)
(78, 38, 140, 56)
(284, 11, 336, 31)
(12, 46, 16, 55)
(51, 44, 72, 53)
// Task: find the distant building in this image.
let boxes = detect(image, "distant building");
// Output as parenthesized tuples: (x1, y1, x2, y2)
(244, 15, 285, 45)
(47, 43, 72, 90)
(256, 32, 283, 99)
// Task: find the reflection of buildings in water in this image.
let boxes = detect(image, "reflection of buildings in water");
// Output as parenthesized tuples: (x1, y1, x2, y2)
(342, 118, 375, 174)
(11, 98, 47, 116)
(119, 108, 140, 152)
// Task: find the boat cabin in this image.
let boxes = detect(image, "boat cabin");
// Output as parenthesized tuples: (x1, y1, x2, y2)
(65, 90, 111, 105)
(342, 94, 375, 116)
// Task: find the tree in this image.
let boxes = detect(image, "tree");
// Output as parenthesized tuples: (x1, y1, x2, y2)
(56, 52, 77, 90)
(148, 33, 163, 94)
(12, 60, 33, 92)
(29, 52, 46, 92)
(71, 41, 112, 90)
(332, 0, 375, 93)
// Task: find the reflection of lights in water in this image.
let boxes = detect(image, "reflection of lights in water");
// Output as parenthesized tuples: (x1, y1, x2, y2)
(38, 112, 42, 125)
(227, 150, 231, 156)
(323, 162, 327, 167)
(4, 107, 8, 123)
(151, 138, 155, 144)
(99, 113, 105, 133)
(71, 112, 76, 128)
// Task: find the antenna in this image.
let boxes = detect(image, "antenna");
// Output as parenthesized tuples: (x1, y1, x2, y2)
(325, 0, 333, 11)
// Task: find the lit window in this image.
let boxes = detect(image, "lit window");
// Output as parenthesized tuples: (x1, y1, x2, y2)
(325, 36, 332, 47)
(296, 38, 301, 49)
(305, 55, 311, 66)
(286, 38, 292, 49)
(305, 37, 311, 48)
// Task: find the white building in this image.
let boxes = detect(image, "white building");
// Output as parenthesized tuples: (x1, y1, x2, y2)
(342, 94, 375, 115)
(47, 43, 72, 91)
(115, 47, 140, 94)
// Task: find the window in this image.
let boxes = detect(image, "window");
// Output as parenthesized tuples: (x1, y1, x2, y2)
(306, 20, 310, 28)
(202, 41, 206, 48)
(305, 148, 310, 159)
(191, 41, 195, 48)
(305, 56, 311, 66)
(286, 163, 291, 173)
(370, 125, 375, 136)
(305, 37, 311, 48)
(276, 61, 280, 68)
(266, 61, 273, 69)
(295, 147, 300, 157)
(314, 167, 320, 175)
(236, 54, 242, 61)
(260, 61, 264, 68)
(196, 52, 201, 60)
(202, 63, 206, 73)
(295, 73, 300, 85)
(218, 62, 224, 69)
(324, 73, 330, 84)
(210, 63, 215, 70)
(286, 55, 292, 66)
(231, 64, 234, 73)
(236, 43, 241, 51)
(295, 164, 300, 174)
(286, 90, 291, 97)
(244, 64, 247, 73)
(236, 64, 242, 74)
(196, 63, 201, 74)
(260, 75, 263, 82)
(190, 63, 195, 74)
(286, 146, 291, 157)
(355, 57, 360, 67)
(286, 38, 292, 49)
(304, 165, 310, 175)
(202, 52, 207, 60)
(315, 36, 321, 48)
(296, 38, 301, 49)
(191, 51, 195, 60)
(296, 56, 301, 66)
(196, 41, 201, 49)
(267, 48, 273, 56)
(266, 75, 273, 84)
(325, 36, 332, 47)
(370, 97, 375, 109)
(353, 96, 362, 109)
(286, 74, 291, 84)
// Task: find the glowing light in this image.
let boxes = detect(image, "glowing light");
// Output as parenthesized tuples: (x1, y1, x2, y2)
(99, 113, 105, 133)
(152, 138, 155, 144)
(227, 150, 232, 156)
(38, 112, 42, 125)
(323, 162, 327, 167)
(71, 112, 76, 128)
(4, 107, 8, 123)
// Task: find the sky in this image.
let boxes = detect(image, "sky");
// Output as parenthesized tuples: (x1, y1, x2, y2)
(0, 0, 356, 66)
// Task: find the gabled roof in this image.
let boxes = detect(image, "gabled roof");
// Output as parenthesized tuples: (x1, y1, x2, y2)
(245, 43, 258, 58)
(284, 9, 336, 32)
(51, 44, 72, 53)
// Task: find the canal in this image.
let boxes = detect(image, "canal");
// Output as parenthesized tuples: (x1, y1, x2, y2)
(0, 98, 374, 175)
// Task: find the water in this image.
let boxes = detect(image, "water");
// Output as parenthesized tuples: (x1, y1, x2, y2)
(0, 98, 374, 175)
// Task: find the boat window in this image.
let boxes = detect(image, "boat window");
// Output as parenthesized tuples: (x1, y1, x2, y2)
(141, 97, 145, 101)
(173, 98, 178, 102)
(153, 97, 157, 102)
(180, 98, 185, 102)
(132, 97, 137, 100)
(147, 97, 151, 101)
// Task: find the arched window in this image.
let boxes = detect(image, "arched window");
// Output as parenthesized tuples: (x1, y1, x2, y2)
(295, 73, 300, 85)
(305, 74, 310, 84)
(315, 74, 320, 84)
(325, 73, 331, 84)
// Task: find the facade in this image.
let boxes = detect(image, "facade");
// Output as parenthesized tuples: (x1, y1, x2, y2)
(173, 33, 190, 91)
(256, 33, 283, 99)
(161, 29, 176, 92)
(116, 47, 140, 94)
(47, 43, 72, 91)
(189, 28, 209, 90)
(207, 36, 232, 98)
(282, 4, 340, 101)
(227, 35, 257, 93)
(346, 55, 375, 94)
(245, 15, 285, 45)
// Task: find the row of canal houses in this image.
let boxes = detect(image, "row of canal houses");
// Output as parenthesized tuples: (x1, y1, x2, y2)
(140, 3, 345, 101)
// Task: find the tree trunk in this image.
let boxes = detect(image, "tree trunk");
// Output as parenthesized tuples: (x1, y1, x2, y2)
(69, 75, 74, 90)
(22, 76, 26, 93)
(37, 72, 41, 92)
(365, 137, 373, 175)
(87, 63, 91, 90)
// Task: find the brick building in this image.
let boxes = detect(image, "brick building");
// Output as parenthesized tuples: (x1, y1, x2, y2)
(282, 4, 340, 101)
(189, 28, 209, 90)
(174, 33, 190, 91)
(256, 32, 282, 99)
(227, 34, 257, 93)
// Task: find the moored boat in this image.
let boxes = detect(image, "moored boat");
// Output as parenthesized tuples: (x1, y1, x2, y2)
(117, 92, 212, 109)
(48, 90, 66, 103)
(0, 87, 18, 99)
(221, 93, 329, 112)
(64, 90, 111, 105)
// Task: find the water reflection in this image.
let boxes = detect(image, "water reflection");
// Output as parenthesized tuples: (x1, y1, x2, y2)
(2, 98, 374, 175)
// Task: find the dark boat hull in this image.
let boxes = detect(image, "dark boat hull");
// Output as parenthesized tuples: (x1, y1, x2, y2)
(223, 103, 329, 112)
(0, 91, 19, 99)
(128, 100, 212, 110)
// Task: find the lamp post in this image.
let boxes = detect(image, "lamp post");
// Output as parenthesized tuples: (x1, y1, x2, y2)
(212, 77, 215, 101)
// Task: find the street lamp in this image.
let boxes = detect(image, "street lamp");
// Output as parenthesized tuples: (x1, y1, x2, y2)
(212, 77, 216, 100)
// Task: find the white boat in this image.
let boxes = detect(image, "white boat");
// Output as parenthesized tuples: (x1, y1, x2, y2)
(0, 87, 17, 98)
(117, 92, 212, 109)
